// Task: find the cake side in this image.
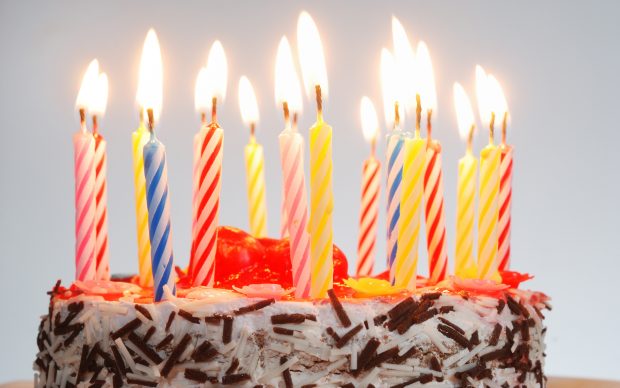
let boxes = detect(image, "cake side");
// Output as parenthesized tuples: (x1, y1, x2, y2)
(35, 285, 549, 387)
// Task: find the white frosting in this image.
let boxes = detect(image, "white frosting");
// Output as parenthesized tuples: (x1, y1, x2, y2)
(34, 289, 548, 387)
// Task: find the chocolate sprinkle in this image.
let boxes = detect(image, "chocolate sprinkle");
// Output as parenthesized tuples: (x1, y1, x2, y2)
(439, 305, 455, 314)
(489, 323, 502, 346)
(155, 334, 174, 351)
(497, 298, 506, 314)
(165, 311, 176, 332)
(126, 378, 157, 387)
(470, 330, 480, 346)
(134, 304, 153, 320)
(128, 332, 163, 364)
(373, 314, 387, 326)
(365, 346, 399, 370)
(142, 326, 156, 344)
(336, 324, 363, 348)
(234, 298, 275, 315)
(225, 358, 239, 375)
(273, 327, 295, 336)
(341, 384, 355, 388)
(438, 317, 465, 335)
(325, 327, 341, 342)
(421, 291, 442, 300)
(327, 289, 351, 328)
(223, 316, 234, 344)
(430, 355, 441, 371)
(387, 297, 415, 319)
(281, 356, 293, 388)
(185, 368, 209, 382)
(110, 343, 127, 375)
(192, 341, 217, 362)
(437, 324, 471, 349)
(222, 373, 251, 385)
(271, 313, 306, 324)
(304, 314, 317, 321)
(356, 337, 380, 372)
(111, 318, 141, 340)
(178, 309, 201, 324)
(394, 345, 417, 364)
(161, 333, 192, 377)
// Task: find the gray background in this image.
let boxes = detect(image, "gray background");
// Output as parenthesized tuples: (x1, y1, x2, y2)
(1, 0, 618, 382)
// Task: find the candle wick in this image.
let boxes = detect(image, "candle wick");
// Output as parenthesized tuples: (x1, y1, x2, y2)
(283, 101, 290, 129)
(92, 115, 99, 135)
(201, 112, 207, 125)
(138, 109, 145, 128)
(426, 109, 433, 145)
(315, 84, 323, 120)
(394, 102, 400, 129)
(467, 124, 475, 155)
(147, 108, 155, 135)
(489, 112, 496, 145)
(415, 94, 422, 137)
(211, 97, 217, 124)
(370, 138, 377, 158)
(501, 112, 508, 146)
(79, 108, 87, 132)
(292, 112, 298, 132)
(250, 122, 256, 140)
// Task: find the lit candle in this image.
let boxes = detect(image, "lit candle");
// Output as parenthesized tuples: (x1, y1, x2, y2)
(298, 11, 333, 298)
(475, 65, 501, 281)
(190, 41, 227, 287)
(73, 59, 98, 282)
(453, 82, 478, 278)
(91, 71, 110, 281)
(239, 76, 268, 237)
(356, 97, 381, 278)
(418, 42, 448, 285)
(138, 29, 176, 301)
(387, 18, 413, 284)
(275, 36, 310, 298)
(491, 78, 513, 272)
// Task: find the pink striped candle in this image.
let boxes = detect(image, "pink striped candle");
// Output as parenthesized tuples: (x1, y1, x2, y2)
(498, 124, 513, 272)
(73, 109, 97, 281)
(92, 125, 110, 281)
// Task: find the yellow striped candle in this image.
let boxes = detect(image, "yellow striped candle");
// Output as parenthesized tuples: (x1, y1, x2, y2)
(395, 133, 425, 290)
(131, 118, 153, 287)
(453, 83, 478, 278)
(477, 137, 501, 280)
(239, 76, 267, 237)
(309, 105, 333, 298)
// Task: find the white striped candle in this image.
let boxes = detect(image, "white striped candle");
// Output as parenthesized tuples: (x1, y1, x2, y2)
(356, 157, 381, 277)
(93, 130, 110, 281)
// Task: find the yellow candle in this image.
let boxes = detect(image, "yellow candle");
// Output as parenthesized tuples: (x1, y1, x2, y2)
(309, 109, 333, 298)
(477, 140, 500, 280)
(244, 138, 267, 237)
(131, 118, 153, 287)
(239, 76, 267, 237)
(395, 132, 425, 290)
(453, 83, 478, 278)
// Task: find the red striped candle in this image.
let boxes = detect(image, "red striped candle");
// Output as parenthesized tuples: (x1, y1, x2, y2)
(498, 139, 513, 271)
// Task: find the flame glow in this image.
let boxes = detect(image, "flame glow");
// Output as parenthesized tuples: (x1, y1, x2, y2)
(90, 73, 109, 116)
(238, 76, 259, 126)
(391, 17, 416, 110)
(360, 96, 379, 143)
(75, 59, 99, 110)
(475, 65, 492, 127)
(204, 41, 228, 110)
(297, 11, 328, 99)
(453, 83, 475, 141)
(275, 36, 304, 115)
(416, 41, 437, 114)
(380, 48, 404, 128)
(194, 67, 209, 113)
(487, 74, 509, 123)
(136, 29, 163, 122)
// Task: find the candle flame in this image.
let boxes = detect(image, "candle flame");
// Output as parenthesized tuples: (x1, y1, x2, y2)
(360, 96, 379, 143)
(75, 59, 99, 110)
(204, 40, 228, 109)
(297, 11, 328, 99)
(391, 17, 416, 110)
(380, 48, 405, 129)
(275, 36, 303, 114)
(90, 72, 109, 117)
(487, 74, 509, 123)
(136, 29, 163, 123)
(194, 67, 209, 113)
(238, 76, 259, 127)
(475, 65, 493, 128)
(453, 82, 475, 141)
(416, 41, 437, 114)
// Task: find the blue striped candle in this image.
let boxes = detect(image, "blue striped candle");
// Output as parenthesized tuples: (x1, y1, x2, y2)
(143, 131, 176, 302)
(386, 127, 409, 284)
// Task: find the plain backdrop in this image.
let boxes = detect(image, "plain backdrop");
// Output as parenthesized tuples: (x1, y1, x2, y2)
(1, 0, 619, 382)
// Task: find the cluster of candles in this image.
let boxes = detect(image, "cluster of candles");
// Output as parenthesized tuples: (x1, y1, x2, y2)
(71, 12, 513, 302)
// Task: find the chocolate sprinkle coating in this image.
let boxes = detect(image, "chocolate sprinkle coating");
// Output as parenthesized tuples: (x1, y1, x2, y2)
(336, 323, 363, 348)
(489, 323, 502, 346)
(134, 304, 153, 320)
(325, 327, 341, 342)
(178, 309, 201, 324)
(165, 311, 176, 332)
(185, 368, 209, 382)
(155, 334, 174, 351)
(281, 356, 293, 388)
(222, 373, 251, 385)
(111, 318, 141, 340)
(437, 323, 471, 349)
(273, 327, 295, 336)
(161, 333, 192, 377)
(127, 332, 163, 364)
(223, 316, 234, 344)
(225, 358, 239, 375)
(327, 289, 352, 327)
(271, 313, 306, 324)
